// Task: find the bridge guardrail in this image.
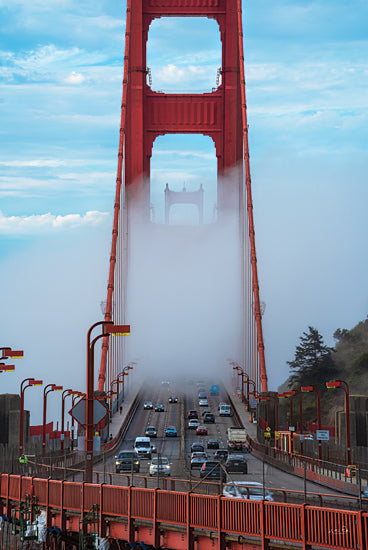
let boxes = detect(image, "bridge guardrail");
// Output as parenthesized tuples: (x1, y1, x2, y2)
(1, 473, 367, 550)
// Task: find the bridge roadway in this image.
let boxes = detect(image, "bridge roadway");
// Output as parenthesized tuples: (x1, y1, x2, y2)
(95, 380, 352, 507)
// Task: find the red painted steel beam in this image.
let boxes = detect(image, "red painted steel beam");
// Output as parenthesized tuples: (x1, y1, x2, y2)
(143, 0, 226, 19)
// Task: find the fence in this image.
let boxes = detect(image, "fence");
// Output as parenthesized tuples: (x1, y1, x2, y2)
(0, 473, 367, 550)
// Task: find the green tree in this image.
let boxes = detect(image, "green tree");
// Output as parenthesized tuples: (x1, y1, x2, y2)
(287, 326, 337, 389)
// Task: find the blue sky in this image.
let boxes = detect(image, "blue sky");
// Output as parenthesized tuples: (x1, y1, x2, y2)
(0, 0, 367, 423)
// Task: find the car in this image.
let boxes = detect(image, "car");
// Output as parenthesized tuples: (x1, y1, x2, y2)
(207, 439, 219, 449)
(199, 399, 209, 407)
(188, 419, 200, 429)
(165, 425, 177, 437)
(201, 409, 211, 417)
(225, 454, 248, 474)
(145, 426, 157, 438)
(134, 436, 154, 459)
(200, 461, 226, 481)
(161, 380, 170, 386)
(191, 443, 205, 453)
(214, 449, 229, 462)
(115, 451, 140, 473)
(191, 451, 207, 459)
(188, 410, 198, 419)
(203, 412, 215, 423)
(198, 391, 207, 399)
(223, 482, 273, 501)
(155, 403, 165, 412)
(196, 425, 208, 435)
(191, 455, 207, 469)
(143, 401, 153, 410)
(169, 395, 178, 403)
(149, 456, 171, 476)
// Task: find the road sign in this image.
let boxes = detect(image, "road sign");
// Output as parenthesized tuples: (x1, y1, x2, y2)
(317, 430, 330, 441)
(266, 427, 271, 432)
(69, 398, 108, 427)
(303, 434, 314, 440)
(264, 432, 271, 438)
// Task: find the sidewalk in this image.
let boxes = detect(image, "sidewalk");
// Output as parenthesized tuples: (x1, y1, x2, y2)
(101, 381, 142, 453)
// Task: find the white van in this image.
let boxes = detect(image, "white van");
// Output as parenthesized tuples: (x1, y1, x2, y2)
(219, 404, 231, 417)
(134, 436, 152, 459)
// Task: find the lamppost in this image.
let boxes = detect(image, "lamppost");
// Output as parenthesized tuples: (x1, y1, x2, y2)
(232, 365, 249, 404)
(0, 363, 15, 373)
(86, 321, 130, 483)
(42, 384, 63, 457)
(19, 378, 43, 456)
(70, 392, 84, 451)
(61, 390, 81, 451)
(264, 394, 279, 432)
(301, 385, 322, 460)
(326, 380, 351, 465)
(118, 365, 134, 406)
(0, 347, 24, 359)
(110, 378, 120, 414)
(284, 389, 304, 456)
(252, 392, 270, 427)
(278, 392, 293, 427)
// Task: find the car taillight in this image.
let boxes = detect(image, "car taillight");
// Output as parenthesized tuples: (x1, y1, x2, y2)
(201, 464, 206, 471)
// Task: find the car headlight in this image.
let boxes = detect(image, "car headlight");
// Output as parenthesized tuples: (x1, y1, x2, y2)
(135, 461, 139, 465)
(165, 465, 170, 469)
(115, 461, 120, 465)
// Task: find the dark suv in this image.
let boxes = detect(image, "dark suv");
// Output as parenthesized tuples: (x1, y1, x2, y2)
(214, 449, 229, 462)
(200, 461, 226, 481)
(188, 410, 198, 419)
(203, 412, 215, 423)
(115, 451, 140, 473)
(225, 454, 248, 474)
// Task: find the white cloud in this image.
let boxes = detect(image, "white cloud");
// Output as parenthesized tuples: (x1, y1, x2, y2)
(0, 45, 113, 83)
(0, 210, 110, 234)
(64, 71, 86, 85)
(0, 159, 65, 167)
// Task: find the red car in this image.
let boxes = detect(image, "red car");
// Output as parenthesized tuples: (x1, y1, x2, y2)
(196, 425, 208, 436)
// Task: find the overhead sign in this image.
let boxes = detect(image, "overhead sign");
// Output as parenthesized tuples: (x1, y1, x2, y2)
(303, 434, 314, 440)
(317, 430, 330, 441)
(69, 398, 108, 427)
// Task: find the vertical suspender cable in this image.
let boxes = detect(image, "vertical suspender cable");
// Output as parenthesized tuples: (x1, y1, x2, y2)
(98, 1, 132, 392)
(237, 0, 268, 392)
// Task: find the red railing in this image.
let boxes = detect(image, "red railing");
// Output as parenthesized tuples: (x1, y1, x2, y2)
(1, 473, 366, 549)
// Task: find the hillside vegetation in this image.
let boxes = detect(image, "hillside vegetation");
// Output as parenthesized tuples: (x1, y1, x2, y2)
(279, 316, 368, 425)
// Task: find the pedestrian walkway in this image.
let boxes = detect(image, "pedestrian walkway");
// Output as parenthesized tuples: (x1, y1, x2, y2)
(102, 381, 142, 450)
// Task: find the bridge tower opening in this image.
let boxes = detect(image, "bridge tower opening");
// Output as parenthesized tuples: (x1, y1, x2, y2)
(124, 0, 243, 218)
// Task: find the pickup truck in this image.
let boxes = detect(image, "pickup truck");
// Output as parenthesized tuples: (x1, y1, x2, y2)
(227, 427, 249, 452)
